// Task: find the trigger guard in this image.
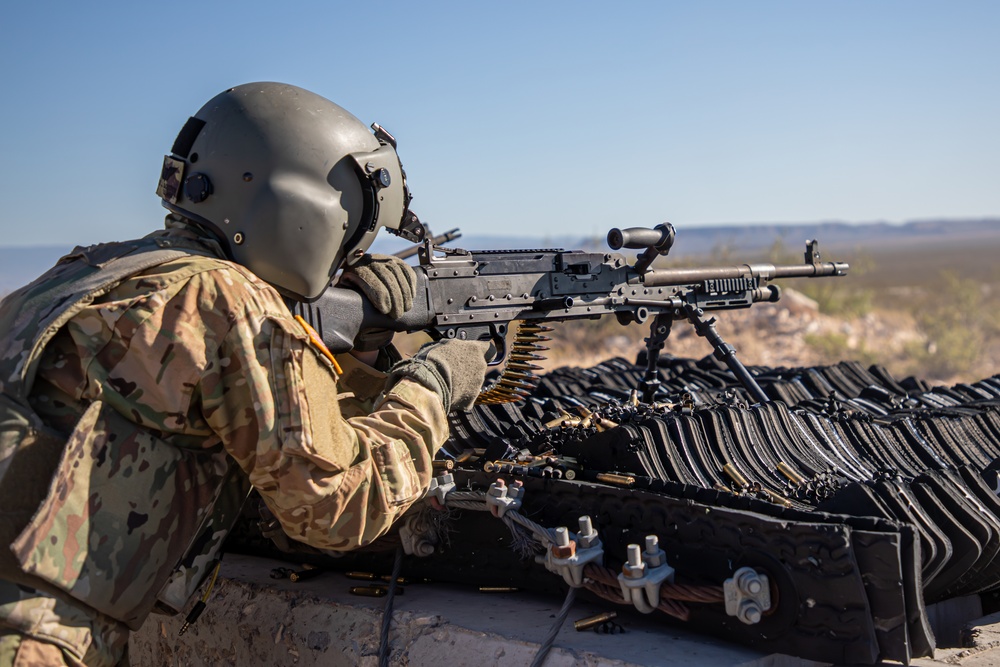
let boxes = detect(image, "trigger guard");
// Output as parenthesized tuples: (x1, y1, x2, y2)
(487, 329, 506, 367)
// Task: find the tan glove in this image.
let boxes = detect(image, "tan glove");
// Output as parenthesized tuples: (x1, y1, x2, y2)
(385, 339, 493, 412)
(338, 253, 416, 319)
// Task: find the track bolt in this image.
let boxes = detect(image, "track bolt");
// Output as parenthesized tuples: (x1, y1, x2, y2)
(623, 544, 646, 578)
(488, 479, 508, 499)
(643, 535, 666, 568)
(578, 516, 599, 549)
(736, 568, 764, 596)
(551, 526, 577, 558)
(738, 599, 763, 625)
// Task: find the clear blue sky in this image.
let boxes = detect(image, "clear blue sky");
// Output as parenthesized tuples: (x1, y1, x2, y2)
(1, 1, 997, 247)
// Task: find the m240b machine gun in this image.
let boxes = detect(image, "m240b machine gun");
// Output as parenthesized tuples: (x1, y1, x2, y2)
(301, 223, 849, 405)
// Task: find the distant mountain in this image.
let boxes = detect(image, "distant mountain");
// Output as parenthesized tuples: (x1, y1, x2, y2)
(3, 218, 998, 296)
(656, 219, 1000, 257)
(375, 218, 1000, 258)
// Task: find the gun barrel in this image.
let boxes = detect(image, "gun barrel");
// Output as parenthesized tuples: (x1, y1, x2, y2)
(771, 261, 849, 279)
(640, 261, 848, 287)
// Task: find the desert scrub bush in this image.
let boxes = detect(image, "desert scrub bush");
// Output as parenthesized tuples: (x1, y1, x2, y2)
(804, 331, 878, 366)
(904, 271, 1000, 379)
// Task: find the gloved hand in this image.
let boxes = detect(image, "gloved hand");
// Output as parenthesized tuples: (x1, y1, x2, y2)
(338, 253, 416, 319)
(385, 339, 493, 412)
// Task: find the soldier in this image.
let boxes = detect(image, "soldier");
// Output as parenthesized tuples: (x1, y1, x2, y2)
(0, 82, 490, 666)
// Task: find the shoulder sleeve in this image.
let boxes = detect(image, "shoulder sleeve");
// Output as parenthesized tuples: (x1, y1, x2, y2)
(199, 273, 448, 551)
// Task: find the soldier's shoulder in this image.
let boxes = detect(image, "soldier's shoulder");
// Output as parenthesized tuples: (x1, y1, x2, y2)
(161, 255, 290, 318)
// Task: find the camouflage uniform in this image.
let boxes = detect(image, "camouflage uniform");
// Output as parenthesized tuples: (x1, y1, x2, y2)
(0, 218, 448, 666)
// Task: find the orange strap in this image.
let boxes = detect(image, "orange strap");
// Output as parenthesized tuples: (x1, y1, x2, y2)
(294, 315, 344, 375)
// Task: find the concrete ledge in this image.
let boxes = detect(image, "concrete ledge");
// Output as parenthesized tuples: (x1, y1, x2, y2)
(131, 555, 796, 666)
(131, 554, 1000, 666)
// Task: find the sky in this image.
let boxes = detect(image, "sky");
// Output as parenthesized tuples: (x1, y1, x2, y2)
(1, 1, 998, 247)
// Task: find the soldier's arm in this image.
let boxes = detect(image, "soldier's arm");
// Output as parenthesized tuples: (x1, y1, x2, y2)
(200, 298, 448, 551)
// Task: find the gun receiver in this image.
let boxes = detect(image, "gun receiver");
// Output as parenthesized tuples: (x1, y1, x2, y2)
(299, 225, 849, 405)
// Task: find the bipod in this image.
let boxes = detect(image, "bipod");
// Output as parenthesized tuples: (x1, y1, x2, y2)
(683, 303, 769, 404)
(639, 313, 673, 404)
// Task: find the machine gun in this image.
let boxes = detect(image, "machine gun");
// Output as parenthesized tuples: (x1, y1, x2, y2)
(300, 223, 849, 405)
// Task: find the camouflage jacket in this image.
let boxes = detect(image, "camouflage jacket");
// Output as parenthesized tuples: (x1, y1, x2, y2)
(0, 220, 448, 665)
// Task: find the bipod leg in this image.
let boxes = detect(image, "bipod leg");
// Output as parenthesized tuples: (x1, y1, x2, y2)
(639, 314, 673, 404)
(682, 304, 770, 404)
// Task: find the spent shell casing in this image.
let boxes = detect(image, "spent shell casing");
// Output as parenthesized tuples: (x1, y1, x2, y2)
(776, 461, 807, 486)
(478, 586, 520, 593)
(432, 460, 455, 472)
(761, 488, 793, 508)
(545, 416, 568, 429)
(289, 567, 323, 582)
(349, 585, 404, 597)
(723, 463, 750, 489)
(345, 571, 379, 581)
(595, 473, 635, 487)
(574, 611, 618, 632)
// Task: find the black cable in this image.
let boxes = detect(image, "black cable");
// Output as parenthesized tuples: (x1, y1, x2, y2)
(529, 586, 578, 667)
(379, 546, 404, 667)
